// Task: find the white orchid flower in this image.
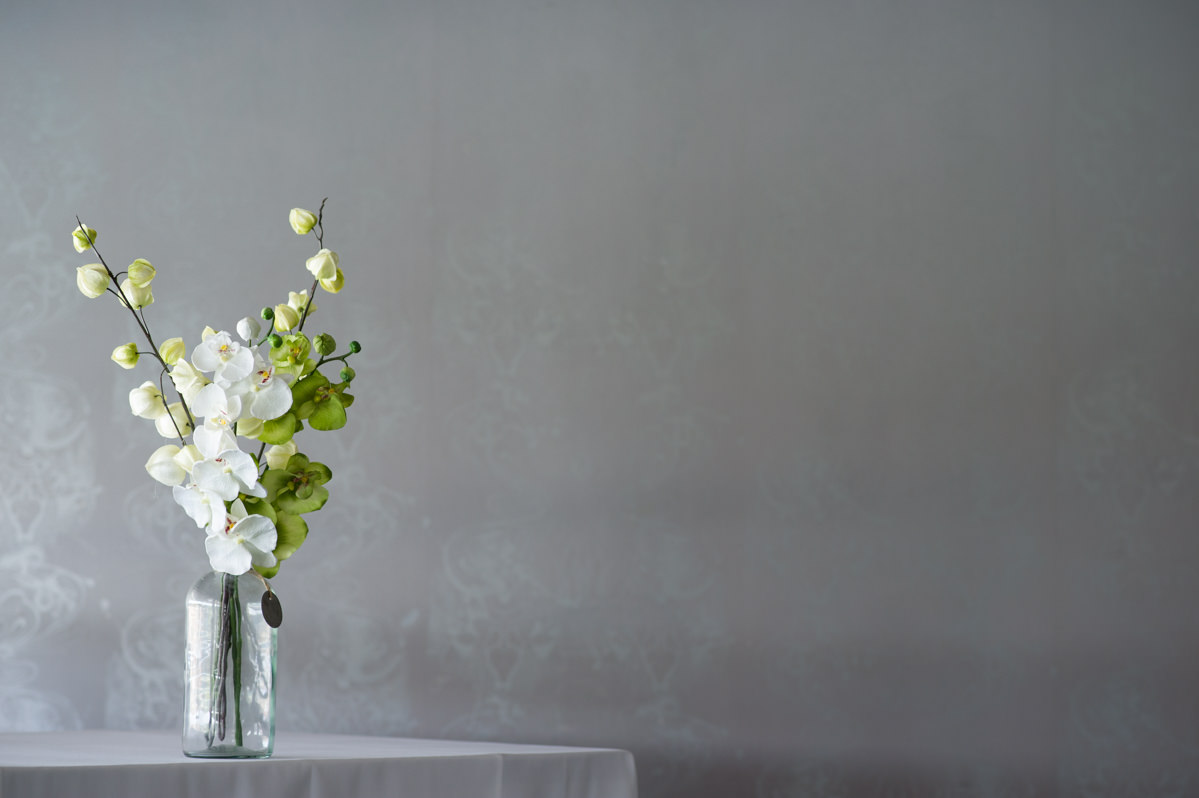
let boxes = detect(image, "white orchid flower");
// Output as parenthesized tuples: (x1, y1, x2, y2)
(191, 383, 242, 458)
(205, 499, 278, 575)
(129, 381, 167, 420)
(192, 330, 254, 386)
(240, 355, 293, 421)
(192, 449, 266, 501)
(173, 482, 227, 533)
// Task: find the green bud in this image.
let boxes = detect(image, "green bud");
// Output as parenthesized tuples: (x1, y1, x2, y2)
(111, 343, 139, 369)
(268, 333, 283, 348)
(261, 306, 275, 320)
(127, 258, 156, 288)
(339, 366, 356, 383)
(73, 224, 97, 253)
(313, 333, 336, 356)
(348, 340, 362, 354)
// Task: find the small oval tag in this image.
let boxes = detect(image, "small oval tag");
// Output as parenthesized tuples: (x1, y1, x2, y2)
(261, 590, 283, 628)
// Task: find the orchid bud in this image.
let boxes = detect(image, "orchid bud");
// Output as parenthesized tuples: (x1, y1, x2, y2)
(289, 208, 318, 235)
(154, 402, 193, 439)
(170, 360, 209, 404)
(145, 444, 186, 486)
(129, 381, 167, 419)
(339, 366, 356, 383)
(159, 337, 185, 366)
(305, 248, 339, 281)
(273, 303, 300, 332)
(172, 444, 204, 474)
(348, 340, 362, 354)
(313, 333, 336, 356)
(76, 263, 109, 298)
(265, 441, 298, 471)
(236, 416, 265, 439)
(73, 224, 97, 253)
(319, 266, 344, 294)
(127, 258, 156, 287)
(288, 290, 313, 316)
(237, 316, 262, 342)
(261, 306, 275, 321)
(112, 343, 139, 369)
(119, 277, 153, 309)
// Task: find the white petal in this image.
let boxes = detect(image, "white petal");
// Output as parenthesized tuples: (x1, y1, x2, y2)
(193, 459, 241, 502)
(250, 379, 293, 421)
(232, 514, 278, 553)
(205, 535, 251, 575)
(191, 383, 228, 419)
(173, 484, 217, 529)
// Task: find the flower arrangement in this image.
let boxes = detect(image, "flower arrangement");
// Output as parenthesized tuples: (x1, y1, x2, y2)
(72, 201, 359, 589)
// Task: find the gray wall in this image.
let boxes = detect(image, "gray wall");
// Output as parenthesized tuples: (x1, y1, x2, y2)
(4, 0, 1199, 795)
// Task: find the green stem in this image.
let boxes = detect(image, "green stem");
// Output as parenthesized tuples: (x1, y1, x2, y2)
(229, 578, 244, 748)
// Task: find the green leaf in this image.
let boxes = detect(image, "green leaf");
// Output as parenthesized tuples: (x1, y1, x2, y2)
(273, 512, 309, 561)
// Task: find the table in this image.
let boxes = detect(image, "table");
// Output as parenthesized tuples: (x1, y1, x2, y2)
(0, 730, 637, 798)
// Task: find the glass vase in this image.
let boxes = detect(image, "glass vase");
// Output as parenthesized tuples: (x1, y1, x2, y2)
(182, 571, 277, 758)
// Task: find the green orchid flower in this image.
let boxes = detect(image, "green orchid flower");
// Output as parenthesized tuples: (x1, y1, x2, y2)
(269, 333, 316, 380)
(261, 453, 332, 515)
(291, 370, 354, 431)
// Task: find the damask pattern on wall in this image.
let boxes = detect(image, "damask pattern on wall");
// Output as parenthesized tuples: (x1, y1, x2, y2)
(3, 2, 1199, 796)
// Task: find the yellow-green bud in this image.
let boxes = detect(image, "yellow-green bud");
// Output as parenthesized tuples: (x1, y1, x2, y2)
(76, 263, 109, 298)
(305, 248, 339, 281)
(159, 337, 185, 366)
(265, 441, 298, 470)
(273, 303, 301, 332)
(112, 343, 139, 369)
(313, 333, 336, 356)
(127, 258, 156, 287)
(319, 266, 344, 294)
(339, 366, 356, 383)
(73, 225, 97, 253)
(289, 208, 318, 235)
(120, 277, 153, 310)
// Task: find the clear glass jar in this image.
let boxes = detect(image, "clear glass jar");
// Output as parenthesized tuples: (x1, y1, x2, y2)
(182, 571, 277, 758)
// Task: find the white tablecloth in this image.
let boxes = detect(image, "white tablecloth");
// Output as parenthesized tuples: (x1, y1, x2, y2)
(0, 730, 637, 798)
